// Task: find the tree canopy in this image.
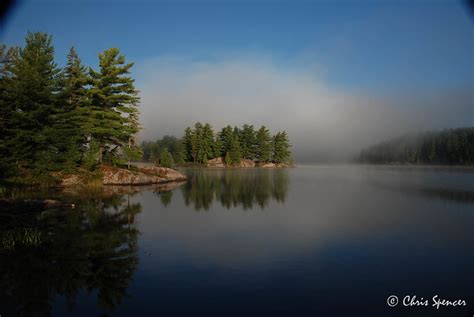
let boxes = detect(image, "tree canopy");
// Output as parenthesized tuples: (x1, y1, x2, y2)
(0, 32, 141, 179)
(360, 128, 474, 165)
(141, 122, 292, 166)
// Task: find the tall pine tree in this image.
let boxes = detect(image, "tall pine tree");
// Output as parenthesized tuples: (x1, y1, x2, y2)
(272, 131, 291, 163)
(217, 125, 234, 157)
(0, 44, 19, 177)
(255, 126, 272, 162)
(88, 48, 141, 166)
(53, 46, 90, 170)
(9, 32, 62, 171)
(239, 124, 256, 159)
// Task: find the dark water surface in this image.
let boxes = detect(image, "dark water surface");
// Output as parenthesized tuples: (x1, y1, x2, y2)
(1, 165, 473, 317)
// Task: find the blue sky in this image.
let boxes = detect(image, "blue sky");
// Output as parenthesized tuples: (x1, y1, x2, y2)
(1, 0, 473, 159)
(2, 0, 472, 92)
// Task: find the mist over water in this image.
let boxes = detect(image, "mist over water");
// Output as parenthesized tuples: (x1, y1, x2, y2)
(136, 58, 473, 162)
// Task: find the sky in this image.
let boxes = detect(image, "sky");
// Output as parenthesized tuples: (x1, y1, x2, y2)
(1, 0, 473, 161)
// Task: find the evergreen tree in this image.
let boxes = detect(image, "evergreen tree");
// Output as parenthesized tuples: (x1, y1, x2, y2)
(191, 122, 203, 163)
(217, 125, 234, 156)
(360, 127, 474, 165)
(272, 131, 291, 163)
(175, 139, 187, 164)
(182, 127, 193, 162)
(199, 123, 215, 163)
(88, 48, 140, 166)
(228, 133, 242, 164)
(54, 46, 90, 170)
(224, 151, 232, 166)
(0, 44, 19, 177)
(255, 126, 272, 162)
(239, 124, 256, 160)
(9, 32, 62, 171)
(160, 148, 174, 168)
(213, 136, 222, 159)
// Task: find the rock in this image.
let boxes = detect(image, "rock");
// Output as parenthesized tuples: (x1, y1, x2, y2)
(237, 159, 255, 168)
(259, 162, 291, 168)
(206, 158, 290, 168)
(43, 199, 62, 207)
(101, 165, 186, 185)
(207, 157, 226, 168)
(60, 174, 81, 186)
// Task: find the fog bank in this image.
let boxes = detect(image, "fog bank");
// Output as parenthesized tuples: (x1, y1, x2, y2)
(136, 57, 473, 162)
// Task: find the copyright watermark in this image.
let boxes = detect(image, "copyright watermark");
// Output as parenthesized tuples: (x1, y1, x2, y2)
(387, 295, 399, 307)
(387, 295, 467, 310)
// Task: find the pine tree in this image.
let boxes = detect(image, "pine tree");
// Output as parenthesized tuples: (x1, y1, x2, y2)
(9, 32, 62, 171)
(229, 133, 242, 164)
(225, 151, 232, 166)
(213, 136, 222, 159)
(88, 48, 140, 166)
(272, 131, 291, 163)
(160, 148, 174, 168)
(217, 125, 234, 156)
(182, 127, 193, 162)
(239, 124, 256, 160)
(0, 44, 19, 177)
(53, 46, 90, 170)
(255, 126, 272, 162)
(199, 123, 215, 163)
(191, 122, 203, 163)
(175, 139, 187, 164)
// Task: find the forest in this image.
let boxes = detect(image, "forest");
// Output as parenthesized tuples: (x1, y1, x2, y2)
(141, 123, 292, 167)
(0, 32, 141, 181)
(359, 127, 474, 165)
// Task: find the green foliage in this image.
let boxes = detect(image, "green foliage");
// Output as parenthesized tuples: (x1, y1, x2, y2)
(88, 47, 141, 165)
(8, 32, 62, 171)
(225, 152, 232, 166)
(1, 32, 143, 182)
(141, 135, 184, 164)
(0, 44, 19, 178)
(83, 138, 100, 171)
(217, 125, 234, 156)
(142, 123, 293, 166)
(229, 133, 242, 164)
(182, 127, 194, 162)
(360, 127, 474, 165)
(272, 131, 291, 163)
(199, 123, 216, 163)
(255, 126, 273, 162)
(159, 148, 174, 168)
(239, 124, 256, 159)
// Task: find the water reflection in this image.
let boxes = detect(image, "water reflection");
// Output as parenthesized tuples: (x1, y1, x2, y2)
(178, 168, 289, 210)
(0, 189, 142, 316)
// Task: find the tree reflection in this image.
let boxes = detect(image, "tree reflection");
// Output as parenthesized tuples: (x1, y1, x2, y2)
(0, 190, 142, 316)
(180, 169, 290, 211)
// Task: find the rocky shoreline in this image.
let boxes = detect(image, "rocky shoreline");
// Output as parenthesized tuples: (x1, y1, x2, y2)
(205, 157, 292, 168)
(61, 165, 187, 186)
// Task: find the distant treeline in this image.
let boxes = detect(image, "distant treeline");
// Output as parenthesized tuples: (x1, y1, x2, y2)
(141, 123, 292, 167)
(359, 127, 474, 165)
(0, 32, 141, 180)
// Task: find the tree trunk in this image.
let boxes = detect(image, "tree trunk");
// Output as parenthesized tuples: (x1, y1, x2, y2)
(98, 144, 103, 164)
(128, 137, 131, 169)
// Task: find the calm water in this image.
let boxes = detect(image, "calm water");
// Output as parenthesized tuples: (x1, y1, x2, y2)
(1, 165, 473, 317)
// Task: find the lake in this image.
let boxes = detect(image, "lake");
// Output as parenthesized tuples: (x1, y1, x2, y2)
(1, 165, 473, 317)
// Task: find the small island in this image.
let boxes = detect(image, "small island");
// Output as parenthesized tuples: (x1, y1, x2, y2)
(141, 123, 293, 168)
